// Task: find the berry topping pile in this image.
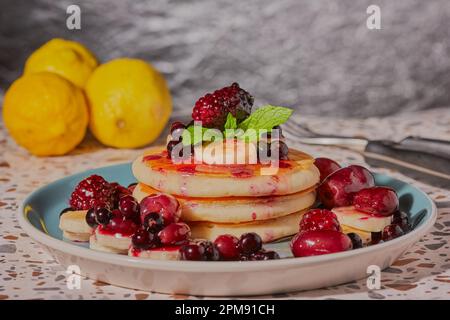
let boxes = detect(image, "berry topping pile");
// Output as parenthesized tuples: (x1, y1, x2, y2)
(165, 84, 294, 163)
(131, 193, 190, 250)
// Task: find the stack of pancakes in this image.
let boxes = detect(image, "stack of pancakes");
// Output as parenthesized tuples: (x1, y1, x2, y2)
(132, 146, 320, 242)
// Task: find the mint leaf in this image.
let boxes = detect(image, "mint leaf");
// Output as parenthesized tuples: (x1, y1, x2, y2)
(181, 125, 223, 145)
(238, 105, 293, 131)
(181, 125, 208, 146)
(224, 113, 237, 130)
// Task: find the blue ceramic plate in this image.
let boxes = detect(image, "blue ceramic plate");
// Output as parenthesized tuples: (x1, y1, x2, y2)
(18, 163, 437, 296)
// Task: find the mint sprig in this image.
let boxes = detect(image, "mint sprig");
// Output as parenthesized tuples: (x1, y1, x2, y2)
(238, 105, 293, 131)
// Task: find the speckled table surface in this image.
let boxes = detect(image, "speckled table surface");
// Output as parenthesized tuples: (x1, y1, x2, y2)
(0, 107, 449, 300)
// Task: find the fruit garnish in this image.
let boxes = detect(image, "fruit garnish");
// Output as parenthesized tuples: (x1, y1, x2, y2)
(192, 82, 253, 129)
(95, 207, 113, 226)
(382, 224, 404, 241)
(214, 234, 240, 260)
(248, 250, 280, 261)
(392, 211, 411, 232)
(118, 195, 140, 220)
(110, 182, 131, 207)
(132, 228, 159, 250)
(238, 232, 263, 255)
(198, 240, 220, 261)
(290, 230, 353, 257)
(69, 175, 114, 210)
(347, 232, 363, 249)
(370, 232, 383, 245)
(237, 105, 293, 131)
(143, 212, 165, 234)
(139, 193, 181, 225)
(85, 208, 98, 228)
(103, 216, 139, 236)
(179, 244, 207, 261)
(353, 186, 399, 216)
(317, 165, 375, 208)
(158, 222, 191, 245)
(314, 158, 341, 182)
(183, 105, 293, 145)
(299, 209, 342, 232)
(257, 140, 289, 162)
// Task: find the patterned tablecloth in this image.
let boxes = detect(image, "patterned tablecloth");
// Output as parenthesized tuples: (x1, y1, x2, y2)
(0, 107, 449, 300)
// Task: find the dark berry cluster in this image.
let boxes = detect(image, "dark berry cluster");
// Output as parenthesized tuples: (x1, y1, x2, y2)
(179, 232, 279, 261)
(132, 193, 190, 250)
(166, 121, 194, 160)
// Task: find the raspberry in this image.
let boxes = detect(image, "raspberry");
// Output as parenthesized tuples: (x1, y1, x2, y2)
(69, 175, 114, 210)
(191, 83, 254, 128)
(299, 209, 341, 232)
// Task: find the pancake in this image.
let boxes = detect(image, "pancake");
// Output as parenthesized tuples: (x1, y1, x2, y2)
(133, 182, 317, 223)
(189, 209, 308, 243)
(132, 146, 320, 198)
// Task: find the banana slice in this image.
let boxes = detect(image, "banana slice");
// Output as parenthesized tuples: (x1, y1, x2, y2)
(59, 210, 92, 242)
(333, 206, 392, 233)
(129, 246, 180, 260)
(89, 235, 128, 254)
(63, 230, 91, 242)
(94, 228, 132, 252)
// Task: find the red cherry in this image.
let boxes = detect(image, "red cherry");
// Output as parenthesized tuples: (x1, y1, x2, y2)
(158, 223, 191, 245)
(317, 165, 375, 209)
(250, 250, 280, 260)
(118, 195, 140, 220)
(179, 244, 206, 261)
(299, 209, 341, 232)
(314, 158, 341, 182)
(290, 230, 353, 257)
(392, 211, 411, 232)
(353, 187, 399, 216)
(140, 193, 181, 225)
(106, 217, 139, 236)
(382, 224, 404, 241)
(132, 228, 158, 250)
(198, 240, 220, 261)
(214, 234, 240, 260)
(238, 232, 262, 254)
(127, 183, 137, 193)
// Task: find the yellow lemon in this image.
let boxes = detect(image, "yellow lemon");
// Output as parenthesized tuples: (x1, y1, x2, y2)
(2, 72, 89, 156)
(24, 38, 98, 88)
(86, 58, 172, 148)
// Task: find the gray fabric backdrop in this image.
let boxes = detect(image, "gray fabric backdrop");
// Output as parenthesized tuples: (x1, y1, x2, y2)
(1, 0, 449, 117)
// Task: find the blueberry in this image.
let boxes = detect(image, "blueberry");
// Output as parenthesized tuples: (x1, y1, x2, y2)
(347, 232, 363, 249)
